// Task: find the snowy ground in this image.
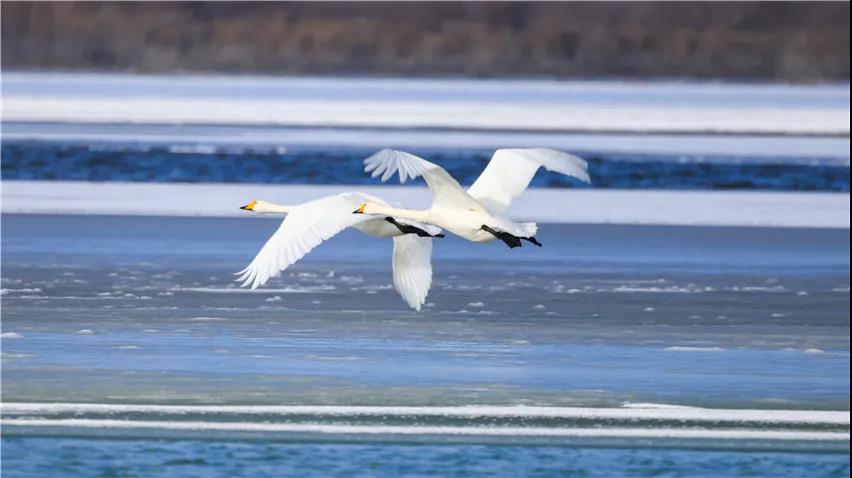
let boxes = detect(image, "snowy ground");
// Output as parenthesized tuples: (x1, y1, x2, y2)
(2, 72, 849, 135)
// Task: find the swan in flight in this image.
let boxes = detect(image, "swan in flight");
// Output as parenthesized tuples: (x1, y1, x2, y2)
(354, 149, 590, 248)
(237, 193, 443, 311)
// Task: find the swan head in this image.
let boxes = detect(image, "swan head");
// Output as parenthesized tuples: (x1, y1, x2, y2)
(352, 202, 381, 215)
(240, 200, 259, 211)
(240, 200, 281, 213)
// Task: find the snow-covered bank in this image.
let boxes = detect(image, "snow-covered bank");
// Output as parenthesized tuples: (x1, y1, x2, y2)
(2, 181, 848, 229)
(7, 97, 846, 135)
(2, 73, 848, 135)
(4, 402, 848, 425)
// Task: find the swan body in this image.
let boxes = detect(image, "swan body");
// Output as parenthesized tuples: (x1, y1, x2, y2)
(355, 148, 590, 247)
(237, 193, 442, 311)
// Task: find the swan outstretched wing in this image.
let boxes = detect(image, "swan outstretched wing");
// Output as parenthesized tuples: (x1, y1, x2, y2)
(392, 234, 433, 311)
(236, 193, 373, 289)
(364, 149, 482, 210)
(467, 148, 590, 213)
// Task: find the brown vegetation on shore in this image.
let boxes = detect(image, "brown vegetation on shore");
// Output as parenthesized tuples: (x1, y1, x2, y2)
(2, 2, 848, 81)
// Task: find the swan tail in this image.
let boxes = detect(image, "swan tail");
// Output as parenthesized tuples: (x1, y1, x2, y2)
(516, 222, 538, 238)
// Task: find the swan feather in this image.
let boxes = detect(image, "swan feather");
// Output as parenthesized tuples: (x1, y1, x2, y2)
(236, 192, 437, 312)
(467, 148, 590, 213)
(363, 149, 484, 211)
(391, 234, 433, 311)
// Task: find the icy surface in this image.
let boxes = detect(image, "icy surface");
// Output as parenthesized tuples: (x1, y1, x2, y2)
(3, 122, 850, 159)
(2, 73, 848, 134)
(2, 181, 848, 228)
(2, 215, 848, 411)
(2, 122, 849, 159)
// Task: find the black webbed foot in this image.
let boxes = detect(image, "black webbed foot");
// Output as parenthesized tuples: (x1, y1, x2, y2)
(481, 225, 522, 249)
(386, 217, 444, 238)
(522, 236, 542, 247)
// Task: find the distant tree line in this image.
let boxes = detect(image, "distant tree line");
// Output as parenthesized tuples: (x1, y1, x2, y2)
(2, 1, 849, 82)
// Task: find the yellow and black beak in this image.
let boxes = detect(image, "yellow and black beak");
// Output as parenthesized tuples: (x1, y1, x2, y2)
(240, 200, 257, 211)
(352, 203, 366, 214)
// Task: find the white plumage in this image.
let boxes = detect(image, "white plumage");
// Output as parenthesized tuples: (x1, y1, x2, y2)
(391, 234, 433, 310)
(467, 148, 590, 213)
(358, 148, 590, 246)
(237, 192, 439, 311)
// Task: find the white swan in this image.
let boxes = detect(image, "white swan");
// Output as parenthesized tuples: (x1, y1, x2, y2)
(353, 148, 590, 248)
(236, 193, 443, 311)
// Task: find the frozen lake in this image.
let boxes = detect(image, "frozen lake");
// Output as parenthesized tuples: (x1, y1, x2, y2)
(2, 214, 849, 477)
(2, 214, 848, 411)
(1, 72, 850, 476)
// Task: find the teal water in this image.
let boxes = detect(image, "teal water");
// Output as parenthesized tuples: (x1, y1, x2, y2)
(2, 438, 849, 478)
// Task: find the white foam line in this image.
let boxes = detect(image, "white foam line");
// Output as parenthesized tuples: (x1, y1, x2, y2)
(3, 181, 849, 229)
(2, 418, 847, 441)
(2, 403, 848, 425)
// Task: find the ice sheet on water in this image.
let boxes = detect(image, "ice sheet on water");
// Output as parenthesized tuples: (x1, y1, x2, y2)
(1, 216, 848, 410)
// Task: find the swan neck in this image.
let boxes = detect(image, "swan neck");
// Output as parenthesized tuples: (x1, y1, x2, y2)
(261, 202, 292, 214)
(373, 204, 429, 223)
